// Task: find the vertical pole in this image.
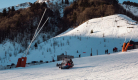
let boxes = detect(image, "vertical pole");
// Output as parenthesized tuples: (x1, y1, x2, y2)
(97, 50, 98, 55)
(122, 43, 126, 52)
(125, 42, 130, 51)
(91, 48, 92, 56)
(52, 56, 54, 62)
(79, 54, 80, 58)
(65, 51, 67, 57)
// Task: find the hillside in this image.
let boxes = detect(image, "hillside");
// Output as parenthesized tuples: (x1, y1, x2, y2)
(0, 14, 138, 67)
(0, 1, 138, 79)
(1, 49, 138, 80)
(0, 0, 75, 44)
(121, 4, 138, 16)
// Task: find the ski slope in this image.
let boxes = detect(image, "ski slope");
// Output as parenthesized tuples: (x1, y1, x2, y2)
(1, 49, 138, 80)
(0, 14, 138, 67)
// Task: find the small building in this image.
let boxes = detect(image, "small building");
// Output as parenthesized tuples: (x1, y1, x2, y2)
(127, 41, 138, 50)
(57, 53, 74, 61)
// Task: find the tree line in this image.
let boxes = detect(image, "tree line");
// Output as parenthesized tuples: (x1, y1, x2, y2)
(0, 2, 64, 44)
(63, 0, 138, 28)
(123, 1, 138, 7)
(0, 0, 138, 45)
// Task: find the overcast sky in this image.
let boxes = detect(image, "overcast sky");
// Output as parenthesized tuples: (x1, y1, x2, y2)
(0, 0, 138, 9)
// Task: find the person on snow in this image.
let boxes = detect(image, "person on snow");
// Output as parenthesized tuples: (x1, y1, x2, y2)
(113, 47, 118, 52)
(61, 61, 71, 69)
(62, 57, 70, 64)
(60, 57, 70, 68)
(60, 57, 74, 69)
(69, 59, 73, 64)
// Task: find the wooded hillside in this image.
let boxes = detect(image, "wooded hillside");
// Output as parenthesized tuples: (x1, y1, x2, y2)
(0, 0, 138, 45)
(63, 0, 138, 27)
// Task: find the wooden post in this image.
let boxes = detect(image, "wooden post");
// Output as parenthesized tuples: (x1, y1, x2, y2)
(90, 48, 92, 56)
(97, 50, 98, 55)
(51, 56, 54, 62)
(65, 51, 67, 57)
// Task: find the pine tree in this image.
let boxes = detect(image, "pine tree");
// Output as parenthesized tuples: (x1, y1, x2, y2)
(65, 0, 69, 4)
(30, 21, 33, 40)
(34, 43, 38, 49)
(73, 12, 77, 24)
(41, 2, 47, 8)
(3, 8, 7, 16)
(62, 0, 64, 4)
(11, 6, 15, 12)
(112, 0, 118, 5)
(8, 7, 11, 13)
(7, 25, 11, 38)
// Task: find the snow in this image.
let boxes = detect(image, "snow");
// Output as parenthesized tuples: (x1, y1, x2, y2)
(121, 4, 138, 16)
(1, 49, 138, 80)
(0, 14, 138, 67)
(0, 1, 138, 79)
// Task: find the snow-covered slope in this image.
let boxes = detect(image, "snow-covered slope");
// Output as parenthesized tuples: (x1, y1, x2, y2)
(0, 14, 138, 67)
(1, 49, 138, 80)
(121, 4, 138, 16)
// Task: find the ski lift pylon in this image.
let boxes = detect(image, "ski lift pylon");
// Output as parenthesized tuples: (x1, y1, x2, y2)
(16, 8, 48, 67)
(122, 37, 132, 52)
(122, 42, 130, 52)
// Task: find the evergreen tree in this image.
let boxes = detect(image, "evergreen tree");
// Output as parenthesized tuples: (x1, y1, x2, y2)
(0, 12, 2, 17)
(55, 10, 60, 21)
(65, 0, 69, 4)
(73, 12, 77, 24)
(3, 8, 7, 16)
(0, 30, 2, 43)
(34, 43, 38, 49)
(16, 20, 21, 28)
(113, 0, 118, 5)
(77, 50, 78, 53)
(11, 6, 15, 12)
(41, 2, 47, 8)
(62, 0, 64, 4)
(7, 25, 11, 37)
(8, 7, 11, 13)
